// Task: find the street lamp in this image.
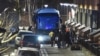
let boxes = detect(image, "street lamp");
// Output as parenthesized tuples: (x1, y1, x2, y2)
(23, 8, 26, 12)
(44, 4, 48, 8)
(89, 5, 92, 10)
(13, 8, 17, 11)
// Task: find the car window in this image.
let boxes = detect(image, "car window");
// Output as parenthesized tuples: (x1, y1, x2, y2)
(19, 50, 39, 56)
(23, 36, 38, 43)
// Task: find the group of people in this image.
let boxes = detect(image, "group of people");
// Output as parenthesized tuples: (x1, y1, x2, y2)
(49, 24, 75, 48)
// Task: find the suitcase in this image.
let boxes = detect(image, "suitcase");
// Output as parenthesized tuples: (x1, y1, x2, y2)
(70, 30, 81, 50)
(71, 44, 81, 50)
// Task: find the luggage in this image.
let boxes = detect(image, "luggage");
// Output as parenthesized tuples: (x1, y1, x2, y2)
(71, 44, 81, 50)
(70, 36, 81, 50)
(70, 28, 81, 50)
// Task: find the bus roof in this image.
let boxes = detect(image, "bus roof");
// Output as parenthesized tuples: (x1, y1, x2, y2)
(34, 8, 60, 14)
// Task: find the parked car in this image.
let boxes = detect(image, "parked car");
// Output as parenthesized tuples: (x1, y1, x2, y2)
(20, 34, 40, 49)
(15, 30, 34, 48)
(16, 47, 40, 56)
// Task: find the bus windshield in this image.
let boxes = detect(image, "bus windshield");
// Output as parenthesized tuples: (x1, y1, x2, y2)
(37, 13, 59, 30)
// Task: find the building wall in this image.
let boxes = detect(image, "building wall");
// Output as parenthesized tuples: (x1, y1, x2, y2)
(20, 13, 30, 26)
(74, 0, 99, 10)
(73, 0, 100, 30)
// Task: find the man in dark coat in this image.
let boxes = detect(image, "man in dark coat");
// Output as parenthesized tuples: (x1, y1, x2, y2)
(57, 30, 62, 48)
(65, 27, 71, 47)
(61, 31, 67, 48)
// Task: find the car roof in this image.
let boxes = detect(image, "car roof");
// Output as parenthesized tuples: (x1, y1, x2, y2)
(19, 30, 33, 33)
(22, 34, 37, 37)
(18, 47, 39, 52)
(23, 34, 37, 38)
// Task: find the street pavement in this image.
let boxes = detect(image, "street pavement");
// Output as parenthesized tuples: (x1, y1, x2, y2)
(41, 44, 96, 56)
(1, 44, 96, 56)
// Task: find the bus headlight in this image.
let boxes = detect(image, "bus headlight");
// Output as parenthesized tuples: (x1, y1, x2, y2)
(38, 36, 44, 41)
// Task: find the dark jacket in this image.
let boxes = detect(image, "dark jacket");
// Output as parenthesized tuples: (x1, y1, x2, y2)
(65, 31, 71, 44)
(58, 31, 62, 41)
(61, 31, 66, 41)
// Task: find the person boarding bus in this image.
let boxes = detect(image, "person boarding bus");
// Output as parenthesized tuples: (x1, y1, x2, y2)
(49, 31, 55, 47)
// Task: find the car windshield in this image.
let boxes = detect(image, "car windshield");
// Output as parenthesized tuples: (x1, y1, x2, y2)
(18, 32, 33, 37)
(23, 36, 38, 43)
(19, 50, 39, 56)
(37, 13, 59, 30)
